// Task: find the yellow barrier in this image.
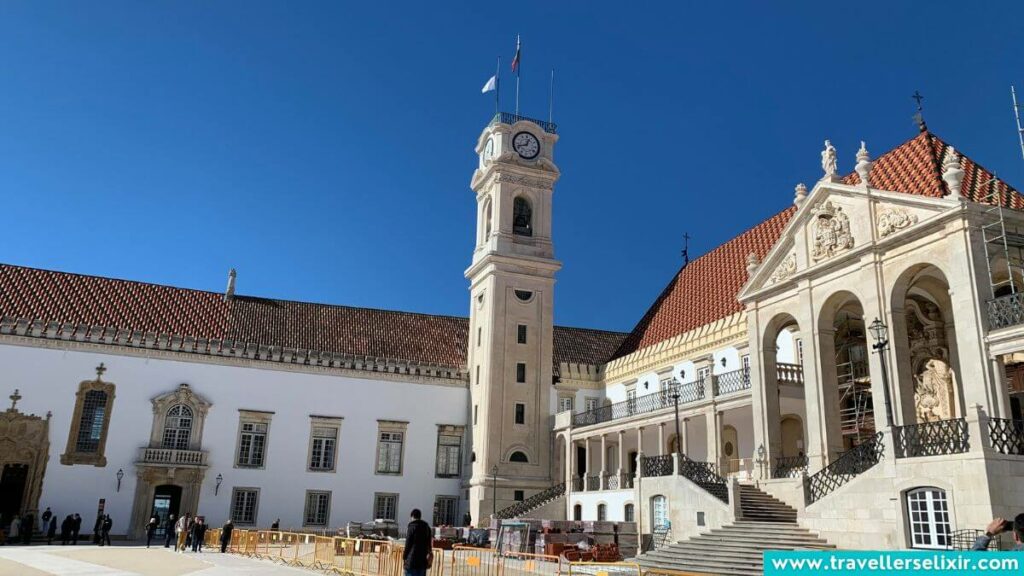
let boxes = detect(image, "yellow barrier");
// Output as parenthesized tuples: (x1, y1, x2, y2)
(568, 562, 642, 576)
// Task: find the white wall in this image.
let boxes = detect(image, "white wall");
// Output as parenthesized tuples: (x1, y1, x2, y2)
(570, 490, 633, 521)
(4, 343, 467, 534)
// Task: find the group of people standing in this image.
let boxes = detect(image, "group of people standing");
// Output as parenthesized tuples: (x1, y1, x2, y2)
(145, 513, 233, 554)
(2, 508, 88, 546)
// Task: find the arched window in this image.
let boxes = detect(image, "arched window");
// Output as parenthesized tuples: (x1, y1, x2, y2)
(513, 197, 533, 237)
(651, 495, 668, 529)
(906, 487, 952, 549)
(597, 503, 607, 521)
(483, 198, 493, 240)
(509, 451, 529, 463)
(573, 504, 582, 521)
(624, 503, 635, 522)
(62, 367, 116, 467)
(162, 405, 193, 450)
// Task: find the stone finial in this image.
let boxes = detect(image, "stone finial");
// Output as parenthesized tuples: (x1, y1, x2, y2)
(794, 183, 808, 207)
(225, 268, 237, 301)
(746, 253, 760, 276)
(855, 141, 872, 186)
(9, 389, 21, 411)
(942, 147, 964, 198)
(821, 140, 838, 180)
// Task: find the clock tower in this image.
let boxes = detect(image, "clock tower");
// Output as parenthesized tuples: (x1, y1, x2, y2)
(465, 113, 561, 523)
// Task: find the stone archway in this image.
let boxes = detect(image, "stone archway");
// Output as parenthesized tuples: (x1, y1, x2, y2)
(0, 389, 51, 522)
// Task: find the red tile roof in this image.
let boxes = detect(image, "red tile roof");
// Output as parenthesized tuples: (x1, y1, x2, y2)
(0, 263, 626, 371)
(613, 131, 1022, 359)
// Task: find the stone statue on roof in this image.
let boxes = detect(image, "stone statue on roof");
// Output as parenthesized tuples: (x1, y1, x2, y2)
(821, 140, 838, 178)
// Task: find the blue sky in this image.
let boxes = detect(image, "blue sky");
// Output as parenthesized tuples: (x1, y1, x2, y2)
(1, 1, 1021, 332)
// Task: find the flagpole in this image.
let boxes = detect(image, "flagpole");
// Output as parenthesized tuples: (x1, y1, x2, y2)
(548, 68, 554, 124)
(515, 35, 521, 115)
(495, 56, 501, 115)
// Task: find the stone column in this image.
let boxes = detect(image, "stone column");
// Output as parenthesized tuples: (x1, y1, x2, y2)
(658, 423, 666, 455)
(706, 408, 721, 468)
(600, 434, 607, 475)
(681, 417, 689, 455)
(584, 437, 592, 488)
(616, 430, 625, 476)
(637, 426, 644, 454)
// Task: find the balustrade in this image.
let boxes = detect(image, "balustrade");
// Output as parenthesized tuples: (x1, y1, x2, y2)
(772, 454, 809, 478)
(715, 367, 751, 395)
(988, 292, 1024, 330)
(893, 418, 969, 459)
(805, 432, 883, 504)
(138, 447, 208, 466)
(989, 418, 1024, 455)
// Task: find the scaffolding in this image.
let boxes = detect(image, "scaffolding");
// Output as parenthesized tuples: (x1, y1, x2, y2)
(834, 317, 876, 448)
(983, 87, 1024, 300)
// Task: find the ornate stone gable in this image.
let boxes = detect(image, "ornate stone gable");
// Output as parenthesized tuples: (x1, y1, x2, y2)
(767, 253, 797, 285)
(0, 389, 51, 516)
(876, 206, 919, 238)
(811, 200, 854, 262)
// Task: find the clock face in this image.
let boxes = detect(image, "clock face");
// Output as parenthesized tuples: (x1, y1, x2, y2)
(484, 138, 495, 160)
(513, 131, 540, 160)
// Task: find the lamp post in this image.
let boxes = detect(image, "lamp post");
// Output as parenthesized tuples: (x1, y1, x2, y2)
(491, 465, 499, 519)
(756, 443, 767, 479)
(671, 385, 682, 461)
(215, 473, 223, 496)
(116, 468, 124, 492)
(868, 317, 895, 428)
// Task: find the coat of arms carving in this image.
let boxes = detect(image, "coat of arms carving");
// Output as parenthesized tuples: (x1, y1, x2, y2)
(876, 207, 918, 238)
(767, 253, 797, 285)
(811, 201, 854, 261)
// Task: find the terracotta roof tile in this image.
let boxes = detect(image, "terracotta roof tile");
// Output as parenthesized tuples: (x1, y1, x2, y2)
(0, 263, 626, 371)
(614, 131, 1023, 359)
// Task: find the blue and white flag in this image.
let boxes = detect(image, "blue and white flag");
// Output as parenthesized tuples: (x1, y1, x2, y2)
(481, 75, 497, 94)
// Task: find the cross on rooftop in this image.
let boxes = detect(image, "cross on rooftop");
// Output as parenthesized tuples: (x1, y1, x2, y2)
(96, 363, 107, 380)
(912, 90, 927, 132)
(9, 389, 21, 410)
(913, 90, 924, 111)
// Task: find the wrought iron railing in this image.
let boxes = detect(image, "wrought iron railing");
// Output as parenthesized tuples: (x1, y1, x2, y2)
(777, 363, 804, 386)
(988, 292, 1024, 330)
(678, 456, 729, 503)
(494, 482, 565, 519)
(715, 367, 751, 395)
(772, 454, 809, 478)
(603, 472, 621, 490)
(893, 418, 969, 458)
(571, 475, 584, 492)
(490, 112, 558, 134)
(585, 474, 602, 491)
(571, 378, 707, 427)
(988, 418, 1024, 455)
(804, 432, 884, 504)
(641, 454, 673, 477)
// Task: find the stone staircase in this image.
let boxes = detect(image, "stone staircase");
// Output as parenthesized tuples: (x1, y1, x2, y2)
(636, 484, 832, 576)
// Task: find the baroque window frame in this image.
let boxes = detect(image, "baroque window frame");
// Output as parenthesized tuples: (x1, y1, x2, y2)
(148, 383, 212, 451)
(435, 425, 464, 479)
(234, 410, 273, 470)
(307, 415, 342, 473)
(61, 368, 116, 467)
(375, 420, 408, 476)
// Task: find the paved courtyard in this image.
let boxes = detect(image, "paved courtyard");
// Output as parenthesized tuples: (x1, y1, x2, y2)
(0, 545, 314, 576)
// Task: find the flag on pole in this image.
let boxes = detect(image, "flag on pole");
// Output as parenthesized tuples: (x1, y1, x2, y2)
(481, 75, 497, 93)
(511, 35, 521, 74)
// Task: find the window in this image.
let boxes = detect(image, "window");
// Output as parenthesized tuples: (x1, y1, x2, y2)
(624, 503, 635, 522)
(475, 366, 480, 386)
(651, 495, 668, 529)
(477, 327, 482, 347)
(742, 354, 751, 373)
(436, 426, 463, 478)
(514, 403, 526, 425)
(231, 488, 259, 525)
(558, 396, 574, 413)
(698, 367, 710, 382)
(236, 416, 269, 468)
(516, 363, 526, 383)
(597, 504, 607, 521)
(514, 290, 533, 302)
(517, 324, 527, 344)
(62, 367, 117, 467)
(309, 419, 340, 472)
(434, 496, 459, 526)
(162, 405, 193, 450)
(796, 338, 804, 365)
(573, 504, 582, 521)
(514, 490, 525, 502)
(374, 493, 398, 521)
(509, 451, 529, 463)
(473, 405, 478, 425)
(626, 388, 637, 414)
(907, 488, 952, 549)
(304, 491, 331, 526)
(376, 421, 407, 475)
(584, 398, 599, 412)
(513, 197, 533, 236)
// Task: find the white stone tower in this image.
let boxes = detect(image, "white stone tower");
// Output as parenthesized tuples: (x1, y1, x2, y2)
(465, 113, 561, 524)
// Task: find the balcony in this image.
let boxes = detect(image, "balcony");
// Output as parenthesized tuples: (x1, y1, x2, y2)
(489, 111, 557, 134)
(988, 293, 1024, 330)
(137, 447, 208, 467)
(570, 471, 634, 492)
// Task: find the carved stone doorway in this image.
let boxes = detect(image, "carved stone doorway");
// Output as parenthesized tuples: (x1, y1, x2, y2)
(0, 389, 51, 523)
(151, 484, 181, 540)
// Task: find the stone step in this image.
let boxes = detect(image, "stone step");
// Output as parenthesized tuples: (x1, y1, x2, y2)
(698, 533, 833, 547)
(638, 556, 764, 576)
(715, 524, 812, 535)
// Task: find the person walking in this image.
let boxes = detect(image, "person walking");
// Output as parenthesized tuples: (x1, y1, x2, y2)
(163, 514, 176, 548)
(175, 513, 190, 552)
(46, 515, 57, 545)
(97, 515, 111, 547)
(219, 519, 233, 553)
(41, 508, 52, 528)
(974, 515, 1024, 551)
(183, 514, 195, 552)
(8, 514, 19, 545)
(60, 515, 72, 545)
(71, 514, 82, 545)
(403, 509, 432, 576)
(21, 514, 33, 545)
(271, 519, 280, 531)
(191, 518, 206, 553)
(146, 517, 158, 548)
(92, 516, 103, 545)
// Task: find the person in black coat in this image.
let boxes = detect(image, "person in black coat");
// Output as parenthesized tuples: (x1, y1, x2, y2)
(21, 514, 33, 546)
(100, 515, 112, 547)
(403, 509, 432, 576)
(60, 515, 72, 545)
(46, 516, 57, 545)
(146, 517, 158, 548)
(190, 518, 206, 553)
(219, 519, 233, 553)
(71, 514, 81, 545)
(163, 514, 176, 548)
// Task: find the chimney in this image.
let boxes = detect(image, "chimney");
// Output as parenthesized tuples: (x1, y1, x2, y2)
(225, 269, 237, 301)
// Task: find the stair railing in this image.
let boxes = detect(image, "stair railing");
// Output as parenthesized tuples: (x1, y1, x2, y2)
(494, 482, 565, 519)
(678, 454, 729, 504)
(804, 432, 883, 504)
